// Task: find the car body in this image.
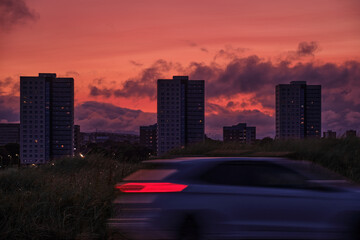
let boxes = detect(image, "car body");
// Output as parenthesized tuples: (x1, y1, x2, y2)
(107, 157, 360, 240)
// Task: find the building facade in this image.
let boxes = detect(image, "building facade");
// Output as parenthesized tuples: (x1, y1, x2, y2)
(323, 130, 336, 139)
(20, 73, 74, 164)
(223, 123, 256, 144)
(276, 81, 321, 139)
(0, 123, 20, 146)
(140, 123, 157, 155)
(157, 76, 204, 155)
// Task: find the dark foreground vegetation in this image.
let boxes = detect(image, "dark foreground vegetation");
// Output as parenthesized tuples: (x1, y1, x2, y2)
(0, 155, 141, 240)
(0, 137, 359, 239)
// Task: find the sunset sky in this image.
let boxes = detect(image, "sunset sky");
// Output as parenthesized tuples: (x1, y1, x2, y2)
(1, 0, 359, 139)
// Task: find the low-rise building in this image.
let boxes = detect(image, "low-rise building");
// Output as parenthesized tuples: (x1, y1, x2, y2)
(0, 123, 20, 146)
(223, 123, 256, 144)
(80, 132, 139, 145)
(140, 124, 157, 156)
(346, 130, 357, 138)
(323, 130, 336, 139)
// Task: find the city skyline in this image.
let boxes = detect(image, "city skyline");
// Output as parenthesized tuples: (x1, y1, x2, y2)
(1, 0, 360, 139)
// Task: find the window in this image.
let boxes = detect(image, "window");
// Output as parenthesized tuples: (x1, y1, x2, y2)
(201, 161, 307, 189)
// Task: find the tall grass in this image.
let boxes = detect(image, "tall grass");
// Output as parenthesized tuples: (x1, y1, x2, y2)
(0, 154, 141, 240)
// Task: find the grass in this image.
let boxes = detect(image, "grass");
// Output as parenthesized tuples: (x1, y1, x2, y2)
(0, 138, 359, 239)
(0, 154, 141, 240)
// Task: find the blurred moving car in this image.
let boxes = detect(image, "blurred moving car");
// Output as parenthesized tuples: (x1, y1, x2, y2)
(107, 157, 360, 240)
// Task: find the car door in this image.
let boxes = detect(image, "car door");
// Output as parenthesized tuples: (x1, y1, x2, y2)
(196, 161, 342, 239)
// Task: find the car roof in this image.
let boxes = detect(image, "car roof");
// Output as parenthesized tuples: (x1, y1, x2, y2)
(144, 157, 287, 164)
(143, 157, 348, 181)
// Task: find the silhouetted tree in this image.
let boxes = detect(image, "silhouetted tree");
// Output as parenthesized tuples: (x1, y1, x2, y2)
(0, 147, 11, 168)
(84, 141, 150, 163)
(4, 143, 20, 166)
(260, 137, 274, 146)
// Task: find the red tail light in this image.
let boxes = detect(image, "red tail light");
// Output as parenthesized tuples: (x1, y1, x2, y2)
(116, 182, 188, 193)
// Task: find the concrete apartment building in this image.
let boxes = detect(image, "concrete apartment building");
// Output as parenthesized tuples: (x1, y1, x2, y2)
(0, 123, 20, 146)
(157, 76, 205, 155)
(223, 123, 256, 144)
(140, 123, 157, 155)
(276, 81, 321, 139)
(20, 73, 74, 164)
